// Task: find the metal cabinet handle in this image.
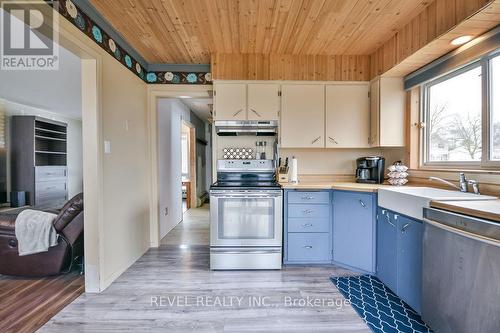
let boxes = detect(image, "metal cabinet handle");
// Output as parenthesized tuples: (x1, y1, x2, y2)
(301, 223, 313, 227)
(302, 209, 314, 214)
(359, 199, 366, 208)
(233, 109, 243, 117)
(250, 108, 261, 117)
(328, 136, 338, 144)
(385, 215, 395, 227)
(401, 223, 411, 233)
(301, 196, 314, 200)
(303, 245, 313, 249)
(311, 136, 321, 144)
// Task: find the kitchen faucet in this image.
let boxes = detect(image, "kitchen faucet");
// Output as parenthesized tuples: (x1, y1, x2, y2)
(428, 172, 470, 192)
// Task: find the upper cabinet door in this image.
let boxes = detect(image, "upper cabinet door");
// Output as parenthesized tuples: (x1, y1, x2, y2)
(247, 84, 280, 120)
(281, 84, 325, 148)
(369, 79, 380, 147)
(214, 83, 247, 120)
(379, 77, 405, 147)
(326, 84, 370, 148)
(369, 77, 405, 147)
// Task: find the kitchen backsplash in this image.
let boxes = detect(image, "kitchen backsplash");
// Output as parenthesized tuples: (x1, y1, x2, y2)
(279, 147, 405, 175)
(217, 136, 276, 160)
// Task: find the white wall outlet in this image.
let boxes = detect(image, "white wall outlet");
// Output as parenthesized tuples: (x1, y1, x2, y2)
(104, 140, 111, 154)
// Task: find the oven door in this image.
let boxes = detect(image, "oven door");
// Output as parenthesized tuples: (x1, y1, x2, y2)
(210, 189, 282, 247)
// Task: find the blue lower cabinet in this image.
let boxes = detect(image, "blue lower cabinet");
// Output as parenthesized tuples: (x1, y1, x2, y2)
(397, 215, 423, 313)
(287, 217, 330, 233)
(287, 233, 331, 262)
(284, 190, 332, 264)
(376, 208, 398, 293)
(288, 204, 330, 218)
(333, 191, 376, 273)
(288, 191, 330, 204)
(376, 207, 423, 314)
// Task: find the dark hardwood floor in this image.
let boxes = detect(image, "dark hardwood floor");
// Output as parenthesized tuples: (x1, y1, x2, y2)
(0, 271, 84, 333)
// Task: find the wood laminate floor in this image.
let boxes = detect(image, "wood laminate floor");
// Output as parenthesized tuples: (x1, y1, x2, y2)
(0, 270, 84, 333)
(39, 205, 370, 333)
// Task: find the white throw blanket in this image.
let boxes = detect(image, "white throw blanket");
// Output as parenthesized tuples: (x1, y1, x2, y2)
(15, 209, 58, 256)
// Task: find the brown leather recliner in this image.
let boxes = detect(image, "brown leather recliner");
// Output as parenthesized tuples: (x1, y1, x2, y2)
(0, 193, 84, 277)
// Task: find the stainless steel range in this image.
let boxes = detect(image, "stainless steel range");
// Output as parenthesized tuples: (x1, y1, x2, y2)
(210, 160, 282, 270)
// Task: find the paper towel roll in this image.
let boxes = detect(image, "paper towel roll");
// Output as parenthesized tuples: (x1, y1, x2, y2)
(290, 157, 298, 183)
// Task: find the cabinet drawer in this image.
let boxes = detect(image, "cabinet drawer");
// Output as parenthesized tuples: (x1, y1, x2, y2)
(36, 180, 67, 197)
(288, 204, 330, 218)
(35, 166, 67, 181)
(288, 191, 330, 204)
(287, 233, 331, 262)
(288, 218, 330, 233)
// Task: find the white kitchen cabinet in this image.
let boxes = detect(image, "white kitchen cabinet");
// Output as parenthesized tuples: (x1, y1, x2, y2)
(214, 83, 247, 120)
(281, 84, 325, 148)
(369, 77, 405, 147)
(247, 84, 280, 120)
(326, 84, 370, 148)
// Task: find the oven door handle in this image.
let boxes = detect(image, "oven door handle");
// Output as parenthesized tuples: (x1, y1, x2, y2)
(211, 195, 282, 199)
(211, 193, 282, 198)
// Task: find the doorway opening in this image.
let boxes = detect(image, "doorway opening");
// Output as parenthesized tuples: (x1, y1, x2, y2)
(181, 121, 196, 214)
(156, 96, 213, 247)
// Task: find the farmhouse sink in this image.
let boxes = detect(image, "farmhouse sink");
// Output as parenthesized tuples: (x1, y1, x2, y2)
(378, 186, 497, 220)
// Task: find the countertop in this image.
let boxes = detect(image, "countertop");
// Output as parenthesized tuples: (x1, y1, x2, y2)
(430, 199, 500, 223)
(280, 181, 391, 193)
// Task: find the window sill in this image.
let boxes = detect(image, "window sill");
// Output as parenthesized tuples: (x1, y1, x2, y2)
(412, 167, 500, 175)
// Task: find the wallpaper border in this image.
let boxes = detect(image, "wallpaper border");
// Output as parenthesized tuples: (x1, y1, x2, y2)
(52, 0, 212, 85)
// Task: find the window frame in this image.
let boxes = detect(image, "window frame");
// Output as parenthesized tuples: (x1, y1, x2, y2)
(420, 49, 500, 170)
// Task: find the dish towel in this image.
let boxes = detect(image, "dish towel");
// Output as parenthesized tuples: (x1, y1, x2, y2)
(15, 209, 58, 256)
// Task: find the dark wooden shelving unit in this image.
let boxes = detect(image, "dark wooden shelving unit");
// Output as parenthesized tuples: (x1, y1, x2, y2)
(11, 116, 68, 208)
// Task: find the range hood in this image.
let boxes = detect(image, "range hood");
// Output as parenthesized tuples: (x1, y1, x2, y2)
(215, 120, 278, 136)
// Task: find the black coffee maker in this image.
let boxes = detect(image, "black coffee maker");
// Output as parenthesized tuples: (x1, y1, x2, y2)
(356, 156, 385, 184)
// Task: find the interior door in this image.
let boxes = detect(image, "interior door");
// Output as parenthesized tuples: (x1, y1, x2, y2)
(214, 83, 247, 120)
(281, 84, 325, 148)
(247, 84, 280, 120)
(326, 84, 370, 148)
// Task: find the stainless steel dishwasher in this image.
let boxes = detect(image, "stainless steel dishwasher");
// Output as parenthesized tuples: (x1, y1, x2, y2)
(422, 207, 500, 333)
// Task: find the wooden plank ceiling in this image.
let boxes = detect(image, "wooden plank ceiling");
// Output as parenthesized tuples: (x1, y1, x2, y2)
(89, 0, 431, 64)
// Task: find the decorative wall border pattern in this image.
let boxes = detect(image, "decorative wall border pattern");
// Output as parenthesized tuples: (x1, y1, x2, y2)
(51, 0, 212, 85)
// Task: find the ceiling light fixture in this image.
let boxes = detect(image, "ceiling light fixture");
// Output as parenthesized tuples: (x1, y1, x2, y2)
(178, 95, 191, 99)
(451, 35, 473, 46)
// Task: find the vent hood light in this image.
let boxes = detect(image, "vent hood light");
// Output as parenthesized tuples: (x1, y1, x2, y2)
(451, 35, 472, 45)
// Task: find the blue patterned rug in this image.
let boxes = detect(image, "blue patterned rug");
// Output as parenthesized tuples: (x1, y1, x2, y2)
(330, 275, 433, 333)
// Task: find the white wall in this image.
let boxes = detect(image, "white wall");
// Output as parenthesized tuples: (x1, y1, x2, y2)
(157, 99, 191, 238)
(100, 55, 149, 288)
(47, 11, 151, 292)
(1, 99, 83, 198)
(0, 42, 82, 119)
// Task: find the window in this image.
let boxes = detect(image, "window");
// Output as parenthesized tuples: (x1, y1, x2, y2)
(422, 51, 500, 167)
(490, 55, 500, 160)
